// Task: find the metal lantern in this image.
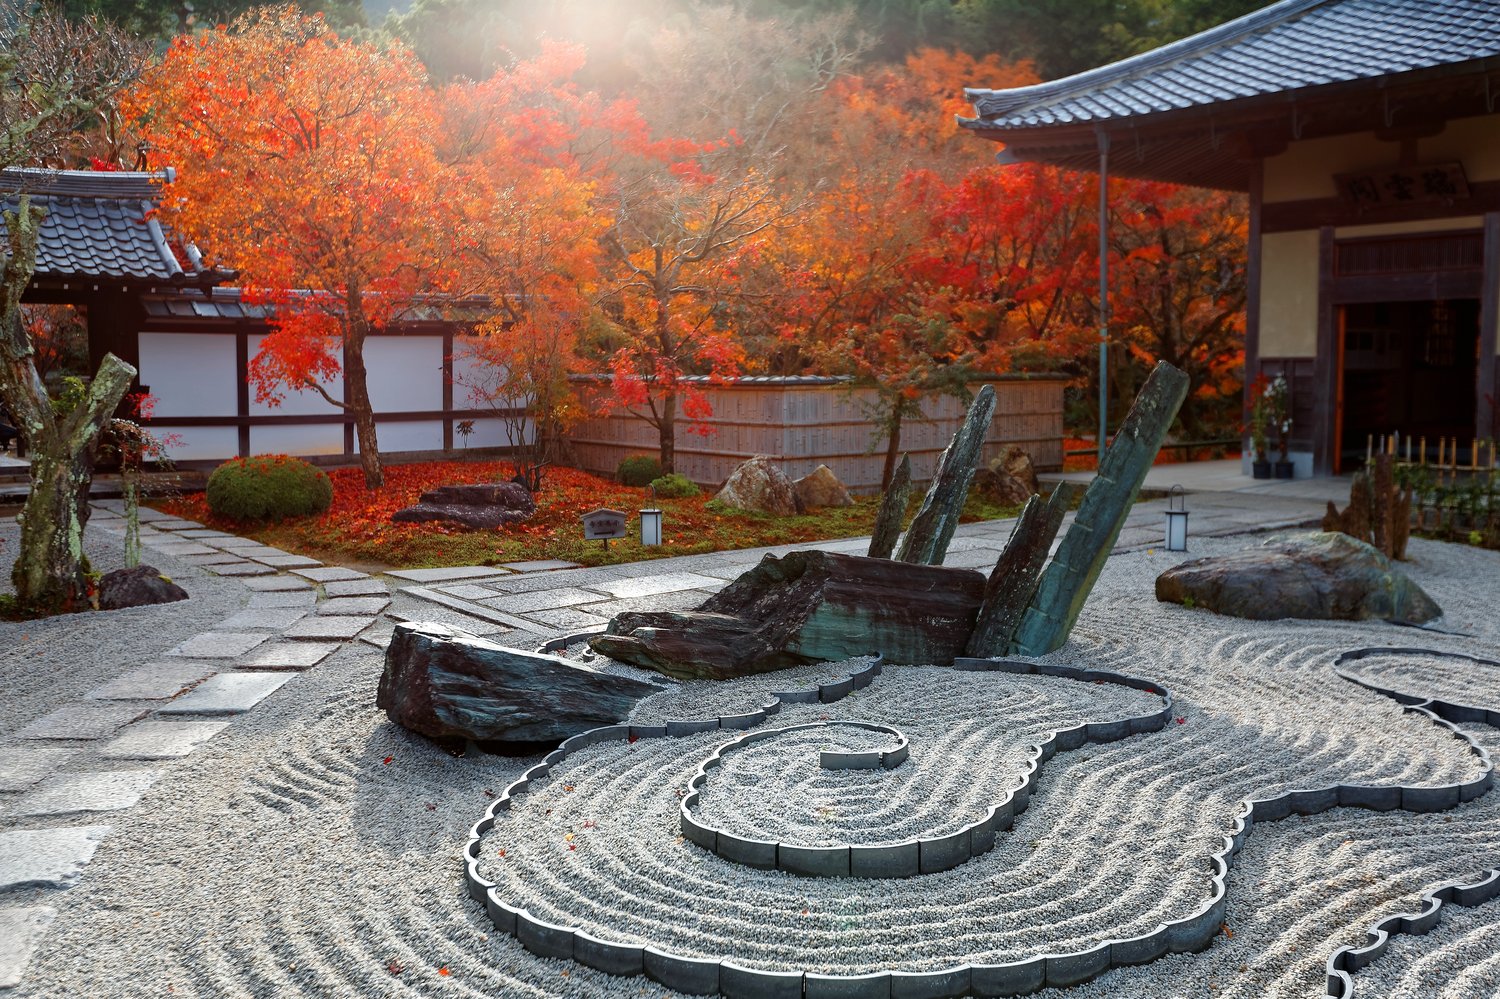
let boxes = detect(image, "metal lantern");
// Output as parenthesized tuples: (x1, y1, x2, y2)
(639, 507, 663, 546)
(1164, 484, 1189, 552)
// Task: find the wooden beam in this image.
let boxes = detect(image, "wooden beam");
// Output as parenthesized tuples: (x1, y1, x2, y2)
(1312, 226, 1339, 476)
(1480, 212, 1500, 441)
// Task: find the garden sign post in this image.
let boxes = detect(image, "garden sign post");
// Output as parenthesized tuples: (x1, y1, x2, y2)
(581, 508, 629, 551)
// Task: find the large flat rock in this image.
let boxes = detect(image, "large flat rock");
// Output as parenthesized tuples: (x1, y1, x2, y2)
(0, 826, 112, 890)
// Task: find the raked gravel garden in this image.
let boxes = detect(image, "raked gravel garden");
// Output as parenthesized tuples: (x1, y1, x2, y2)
(4, 515, 1500, 998)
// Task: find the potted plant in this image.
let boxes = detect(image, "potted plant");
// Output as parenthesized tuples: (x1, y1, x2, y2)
(1267, 375, 1294, 478)
(1248, 375, 1271, 478)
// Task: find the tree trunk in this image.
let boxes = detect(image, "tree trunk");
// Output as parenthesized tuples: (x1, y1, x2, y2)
(881, 406, 904, 489)
(14, 451, 94, 610)
(344, 331, 383, 489)
(659, 388, 677, 475)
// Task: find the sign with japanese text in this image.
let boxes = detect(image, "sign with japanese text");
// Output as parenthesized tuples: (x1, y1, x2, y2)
(581, 508, 628, 541)
(1335, 162, 1470, 209)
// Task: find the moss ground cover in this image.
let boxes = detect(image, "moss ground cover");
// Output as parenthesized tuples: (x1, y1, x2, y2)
(151, 459, 1024, 569)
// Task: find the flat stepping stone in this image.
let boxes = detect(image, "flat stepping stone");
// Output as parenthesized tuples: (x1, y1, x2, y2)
(165, 632, 272, 659)
(592, 572, 725, 599)
(253, 554, 322, 569)
(236, 642, 340, 671)
(0, 826, 112, 889)
(385, 565, 510, 583)
(6, 771, 162, 817)
(479, 587, 607, 614)
(0, 906, 57, 988)
(149, 520, 203, 532)
(85, 661, 219, 701)
(179, 552, 249, 566)
(148, 541, 219, 556)
(217, 607, 309, 631)
(434, 583, 502, 599)
(176, 529, 233, 539)
(397, 586, 531, 630)
(205, 562, 276, 577)
(526, 607, 610, 631)
(100, 721, 228, 759)
(210, 538, 272, 550)
(18, 703, 147, 740)
(248, 590, 318, 609)
(157, 672, 292, 715)
(242, 575, 315, 592)
(0, 748, 78, 792)
(281, 616, 374, 641)
(500, 559, 582, 573)
(316, 597, 389, 616)
(292, 566, 367, 582)
(320, 578, 388, 597)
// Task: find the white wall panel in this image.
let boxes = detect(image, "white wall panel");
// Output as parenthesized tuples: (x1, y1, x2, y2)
(359, 420, 443, 453)
(366, 337, 443, 412)
(137, 333, 237, 417)
(450, 338, 521, 409)
(153, 425, 239, 462)
(247, 334, 343, 417)
(250, 424, 345, 456)
(455, 417, 530, 449)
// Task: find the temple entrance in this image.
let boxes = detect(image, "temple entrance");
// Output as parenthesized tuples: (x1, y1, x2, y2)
(1338, 298, 1480, 470)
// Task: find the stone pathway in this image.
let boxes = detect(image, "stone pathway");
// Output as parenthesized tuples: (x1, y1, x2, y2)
(0, 480, 1332, 989)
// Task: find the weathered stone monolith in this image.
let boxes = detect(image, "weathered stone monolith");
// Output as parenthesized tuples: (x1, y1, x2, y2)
(867, 454, 912, 559)
(964, 482, 1077, 657)
(895, 385, 997, 565)
(1010, 361, 1190, 656)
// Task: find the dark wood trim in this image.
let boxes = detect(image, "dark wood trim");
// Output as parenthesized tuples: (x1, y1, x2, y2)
(441, 329, 454, 450)
(1480, 213, 1500, 440)
(1263, 180, 1500, 233)
(342, 342, 354, 456)
(1330, 270, 1484, 304)
(235, 332, 250, 457)
(1244, 158, 1264, 453)
(144, 407, 524, 429)
(1312, 227, 1339, 476)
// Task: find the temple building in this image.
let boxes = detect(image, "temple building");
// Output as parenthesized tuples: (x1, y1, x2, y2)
(961, 0, 1500, 475)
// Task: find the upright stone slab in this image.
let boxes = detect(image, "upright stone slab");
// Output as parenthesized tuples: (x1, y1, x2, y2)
(965, 482, 1076, 657)
(867, 454, 912, 559)
(896, 386, 996, 565)
(1010, 362, 1189, 656)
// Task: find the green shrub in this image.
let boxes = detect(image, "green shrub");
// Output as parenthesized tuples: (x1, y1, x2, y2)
(206, 454, 333, 523)
(616, 455, 662, 487)
(649, 472, 700, 498)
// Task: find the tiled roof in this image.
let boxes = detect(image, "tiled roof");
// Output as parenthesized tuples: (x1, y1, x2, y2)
(0, 168, 191, 283)
(142, 288, 495, 325)
(963, 0, 1500, 131)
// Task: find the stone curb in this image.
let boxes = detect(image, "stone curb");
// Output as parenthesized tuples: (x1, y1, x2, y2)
(461, 651, 1495, 998)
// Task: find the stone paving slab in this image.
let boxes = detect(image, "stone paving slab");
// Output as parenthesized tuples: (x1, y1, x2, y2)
(242, 575, 315, 592)
(433, 583, 503, 600)
(282, 616, 374, 641)
(0, 826, 112, 890)
(236, 642, 341, 671)
(524, 607, 611, 631)
(0, 906, 57, 988)
(147, 541, 219, 557)
(254, 554, 323, 569)
(17, 703, 148, 741)
(216, 607, 309, 631)
(0, 749, 78, 792)
(205, 561, 276, 577)
(148, 520, 203, 532)
(176, 529, 234, 539)
(84, 660, 219, 701)
(292, 566, 367, 582)
(385, 566, 511, 583)
(248, 590, 319, 609)
(165, 631, 272, 659)
(316, 597, 390, 616)
(478, 587, 609, 614)
(100, 721, 229, 759)
(320, 578, 389, 597)
(397, 587, 531, 630)
(179, 551, 250, 566)
(157, 673, 292, 715)
(5, 771, 162, 817)
(381, 605, 511, 637)
(499, 559, 583, 573)
(210, 538, 273, 551)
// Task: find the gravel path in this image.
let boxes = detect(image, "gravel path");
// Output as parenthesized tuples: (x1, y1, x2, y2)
(11, 532, 1500, 998)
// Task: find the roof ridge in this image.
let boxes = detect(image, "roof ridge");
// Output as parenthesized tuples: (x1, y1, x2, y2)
(964, 0, 1334, 118)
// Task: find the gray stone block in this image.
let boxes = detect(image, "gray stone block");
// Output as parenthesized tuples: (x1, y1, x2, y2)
(85, 661, 219, 701)
(516, 912, 575, 959)
(1163, 899, 1220, 953)
(1454, 870, 1500, 906)
(241, 575, 315, 591)
(682, 814, 716, 851)
(823, 749, 882, 770)
(970, 957, 1045, 997)
(317, 596, 391, 616)
(6, 770, 161, 817)
(165, 631, 271, 659)
(884, 742, 910, 768)
(206, 561, 276, 576)
(292, 566, 369, 582)
(1399, 899, 1442, 934)
(386, 566, 509, 583)
(667, 718, 720, 737)
(217, 607, 309, 631)
(0, 825, 111, 890)
(850, 841, 918, 879)
(100, 721, 228, 759)
(919, 830, 971, 874)
(282, 615, 374, 640)
(248, 590, 319, 608)
(644, 946, 720, 995)
(1248, 795, 1291, 823)
(721, 961, 803, 999)
(1044, 945, 1111, 988)
(1401, 783, 1460, 812)
(157, 672, 292, 715)
(320, 578, 389, 597)
(237, 642, 341, 671)
(717, 833, 777, 869)
(776, 688, 821, 704)
(0, 748, 77, 792)
(630, 725, 667, 739)
(779, 844, 849, 877)
(0, 906, 57, 989)
(18, 703, 146, 740)
(820, 677, 854, 702)
(805, 970, 891, 999)
(890, 967, 970, 999)
(1108, 926, 1170, 965)
(1288, 786, 1340, 815)
(574, 929, 644, 976)
(720, 710, 764, 731)
(1053, 725, 1086, 752)
(485, 894, 522, 934)
(1084, 717, 1129, 743)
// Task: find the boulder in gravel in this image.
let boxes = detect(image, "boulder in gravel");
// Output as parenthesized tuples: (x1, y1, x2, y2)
(1154, 531, 1441, 623)
(793, 464, 853, 509)
(973, 446, 1040, 506)
(391, 482, 535, 530)
(713, 456, 800, 516)
(378, 621, 662, 745)
(97, 565, 189, 610)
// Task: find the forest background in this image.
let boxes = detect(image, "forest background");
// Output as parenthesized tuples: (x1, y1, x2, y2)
(29, 0, 1264, 486)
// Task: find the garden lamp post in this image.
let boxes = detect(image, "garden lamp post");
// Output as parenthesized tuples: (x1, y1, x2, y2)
(1165, 484, 1190, 552)
(640, 486, 663, 546)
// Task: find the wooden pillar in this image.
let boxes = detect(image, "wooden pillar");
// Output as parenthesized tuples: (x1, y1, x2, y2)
(1312, 226, 1339, 476)
(442, 327, 455, 450)
(235, 330, 250, 457)
(1479, 212, 1500, 442)
(1243, 160, 1264, 461)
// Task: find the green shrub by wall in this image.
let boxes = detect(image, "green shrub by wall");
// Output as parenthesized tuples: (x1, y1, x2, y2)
(206, 454, 333, 523)
(649, 472, 700, 498)
(616, 455, 662, 487)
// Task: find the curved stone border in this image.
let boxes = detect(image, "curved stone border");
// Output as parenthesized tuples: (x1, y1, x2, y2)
(679, 658, 1171, 879)
(1324, 868, 1500, 998)
(462, 653, 1495, 999)
(1334, 647, 1500, 728)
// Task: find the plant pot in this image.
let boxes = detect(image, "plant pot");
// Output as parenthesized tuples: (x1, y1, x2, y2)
(1252, 460, 1272, 479)
(1274, 460, 1295, 479)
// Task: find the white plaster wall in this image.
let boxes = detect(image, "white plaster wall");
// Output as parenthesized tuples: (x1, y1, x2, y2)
(251, 424, 345, 456)
(359, 420, 443, 453)
(366, 336, 443, 412)
(152, 425, 239, 462)
(455, 416, 532, 449)
(450, 338, 522, 409)
(247, 334, 343, 417)
(137, 333, 237, 417)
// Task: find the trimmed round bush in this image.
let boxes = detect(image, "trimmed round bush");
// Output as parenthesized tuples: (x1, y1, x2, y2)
(206, 454, 333, 523)
(649, 472, 700, 498)
(617, 455, 663, 487)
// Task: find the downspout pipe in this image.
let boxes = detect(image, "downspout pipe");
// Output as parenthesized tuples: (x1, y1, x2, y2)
(1097, 129, 1110, 468)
